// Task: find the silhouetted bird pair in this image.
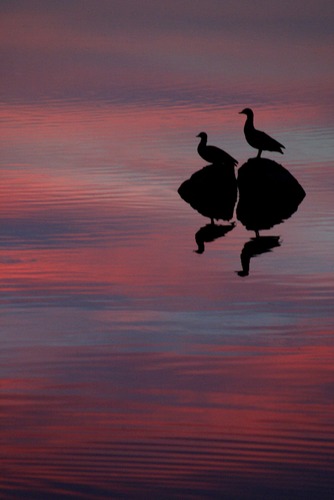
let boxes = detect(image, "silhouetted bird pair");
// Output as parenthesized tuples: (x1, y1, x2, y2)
(178, 108, 305, 237)
(197, 108, 285, 164)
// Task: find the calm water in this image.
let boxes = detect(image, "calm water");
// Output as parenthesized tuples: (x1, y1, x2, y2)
(1, 2, 334, 499)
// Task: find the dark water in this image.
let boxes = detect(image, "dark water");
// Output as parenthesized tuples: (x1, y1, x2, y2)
(1, 2, 334, 498)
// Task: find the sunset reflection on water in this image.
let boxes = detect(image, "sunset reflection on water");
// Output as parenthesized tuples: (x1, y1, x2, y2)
(1, 1, 334, 498)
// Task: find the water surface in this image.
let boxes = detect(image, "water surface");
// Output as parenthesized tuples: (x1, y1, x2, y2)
(1, 2, 334, 498)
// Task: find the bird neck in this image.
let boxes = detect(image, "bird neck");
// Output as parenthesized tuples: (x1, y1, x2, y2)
(244, 114, 254, 130)
(199, 135, 207, 147)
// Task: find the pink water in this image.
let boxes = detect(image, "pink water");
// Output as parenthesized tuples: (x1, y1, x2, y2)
(1, 2, 334, 498)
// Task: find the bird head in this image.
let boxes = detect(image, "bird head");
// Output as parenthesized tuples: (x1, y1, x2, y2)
(196, 132, 207, 139)
(239, 108, 254, 118)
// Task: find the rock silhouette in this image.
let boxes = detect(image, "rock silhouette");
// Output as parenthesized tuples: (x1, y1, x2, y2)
(194, 222, 235, 254)
(178, 163, 237, 224)
(239, 108, 285, 158)
(237, 236, 281, 277)
(236, 158, 305, 236)
(197, 132, 238, 168)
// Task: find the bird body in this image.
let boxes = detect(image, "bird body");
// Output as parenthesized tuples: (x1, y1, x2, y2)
(197, 132, 238, 168)
(239, 108, 285, 158)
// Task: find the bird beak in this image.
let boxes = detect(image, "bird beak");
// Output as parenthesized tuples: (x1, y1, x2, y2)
(239, 111, 244, 114)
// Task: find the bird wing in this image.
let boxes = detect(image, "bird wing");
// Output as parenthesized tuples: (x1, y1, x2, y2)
(225, 153, 239, 166)
(256, 130, 285, 150)
(210, 145, 238, 166)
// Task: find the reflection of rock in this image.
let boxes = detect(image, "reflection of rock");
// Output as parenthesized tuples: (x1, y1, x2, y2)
(237, 158, 305, 236)
(195, 222, 235, 254)
(178, 164, 237, 224)
(237, 236, 281, 277)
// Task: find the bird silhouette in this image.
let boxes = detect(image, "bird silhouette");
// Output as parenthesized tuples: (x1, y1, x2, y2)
(239, 108, 285, 158)
(197, 132, 238, 167)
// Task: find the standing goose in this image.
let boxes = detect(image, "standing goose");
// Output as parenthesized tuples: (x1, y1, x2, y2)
(239, 108, 285, 158)
(197, 132, 238, 168)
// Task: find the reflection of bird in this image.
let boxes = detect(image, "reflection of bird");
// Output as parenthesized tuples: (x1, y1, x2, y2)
(197, 132, 238, 167)
(237, 158, 305, 236)
(194, 222, 235, 254)
(237, 236, 281, 277)
(239, 108, 285, 158)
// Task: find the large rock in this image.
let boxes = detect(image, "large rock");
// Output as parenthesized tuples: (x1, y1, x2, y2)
(237, 158, 305, 234)
(178, 164, 237, 223)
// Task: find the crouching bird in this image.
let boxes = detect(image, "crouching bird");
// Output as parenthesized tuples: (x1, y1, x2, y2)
(197, 132, 238, 168)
